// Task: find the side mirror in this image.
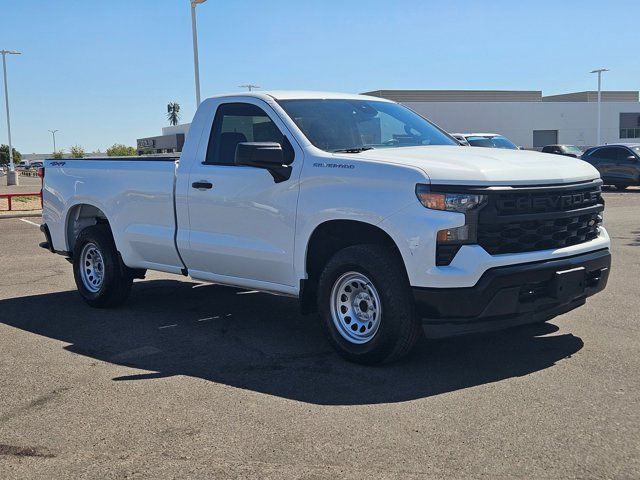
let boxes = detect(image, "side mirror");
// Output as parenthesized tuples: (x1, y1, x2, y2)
(235, 142, 292, 183)
(627, 155, 637, 162)
(235, 142, 283, 168)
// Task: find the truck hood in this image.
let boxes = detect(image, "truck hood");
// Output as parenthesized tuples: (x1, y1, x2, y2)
(347, 146, 600, 185)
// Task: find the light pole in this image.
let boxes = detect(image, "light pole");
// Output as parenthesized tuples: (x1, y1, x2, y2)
(48, 129, 59, 153)
(1, 49, 21, 186)
(590, 68, 609, 145)
(239, 84, 260, 92)
(190, 0, 207, 107)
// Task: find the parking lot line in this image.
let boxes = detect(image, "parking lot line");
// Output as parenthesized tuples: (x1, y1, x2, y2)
(19, 218, 40, 227)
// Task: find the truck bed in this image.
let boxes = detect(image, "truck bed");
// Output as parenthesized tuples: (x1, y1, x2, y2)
(43, 156, 184, 274)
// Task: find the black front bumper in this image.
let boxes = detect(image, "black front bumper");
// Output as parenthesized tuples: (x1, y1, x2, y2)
(414, 248, 611, 337)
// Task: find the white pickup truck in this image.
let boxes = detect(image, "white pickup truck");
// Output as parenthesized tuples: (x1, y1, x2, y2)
(40, 91, 611, 364)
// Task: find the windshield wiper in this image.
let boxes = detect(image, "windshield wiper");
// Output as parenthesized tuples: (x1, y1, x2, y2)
(332, 147, 374, 153)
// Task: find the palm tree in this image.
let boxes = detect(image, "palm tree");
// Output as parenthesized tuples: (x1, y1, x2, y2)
(167, 102, 181, 126)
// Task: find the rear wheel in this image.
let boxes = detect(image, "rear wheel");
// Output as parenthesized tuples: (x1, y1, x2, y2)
(72, 225, 133, 308)
(615, 184, 629, 191)
(317, 244, 422, 364)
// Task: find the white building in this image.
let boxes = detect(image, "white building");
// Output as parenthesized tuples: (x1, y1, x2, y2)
(363, 90, 640, 149)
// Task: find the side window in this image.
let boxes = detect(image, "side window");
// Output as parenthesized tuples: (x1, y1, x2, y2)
(590, 147, 616, 161)
(205, 103, 286, 165)
(617, 148, 636, 163)
(582, 148, 594, 161)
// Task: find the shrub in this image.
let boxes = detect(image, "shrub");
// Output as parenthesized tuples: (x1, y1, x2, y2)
(70, 145, 85, 158)
(106, 144, 137, 156)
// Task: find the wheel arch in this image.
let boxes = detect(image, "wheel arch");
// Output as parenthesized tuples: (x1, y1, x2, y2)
(300, 219, 407, 314)
(65, 203, 111, 254)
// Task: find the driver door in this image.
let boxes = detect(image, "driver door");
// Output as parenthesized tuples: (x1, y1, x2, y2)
(182, 101, 302, 291)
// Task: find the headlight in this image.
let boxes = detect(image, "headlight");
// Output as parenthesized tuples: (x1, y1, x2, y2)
(415, 184, 488, 266)
(415, 184, 487, 213)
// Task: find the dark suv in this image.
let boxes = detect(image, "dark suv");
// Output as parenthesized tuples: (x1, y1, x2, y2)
(581, 143, 640, 190)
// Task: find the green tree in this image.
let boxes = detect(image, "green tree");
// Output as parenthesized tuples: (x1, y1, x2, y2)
(106, 144, 137, 156)
(70, 145, 85, 158)
(52, 150, 65, 159)
(167, 102, 181, 126)
(0, 144, 22, 166)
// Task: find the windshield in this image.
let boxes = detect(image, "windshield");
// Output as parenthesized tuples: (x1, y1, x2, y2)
(633, 147, 640, 155)
(563, 145, 583, 155)
(466, 135, 517, 149)
(278, 99, 457, 152)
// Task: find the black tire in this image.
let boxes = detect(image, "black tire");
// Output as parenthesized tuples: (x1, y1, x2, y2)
(317, 244, 422, 365)
(72, 225, 133, 308)
(615, 184, 629, 191)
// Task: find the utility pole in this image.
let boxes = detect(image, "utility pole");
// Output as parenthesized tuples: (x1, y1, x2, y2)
(590, 68, 609, 145)
(1, 49, 21, 186)
(190, 0, 207, 106)
(48, 129, 59, 153)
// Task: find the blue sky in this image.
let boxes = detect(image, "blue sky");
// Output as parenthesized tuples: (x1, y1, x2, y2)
(1, 0, 639, 153)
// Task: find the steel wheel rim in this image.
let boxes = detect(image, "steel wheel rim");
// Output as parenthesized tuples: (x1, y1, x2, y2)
(330, 271, 382, 344)
(80, 242, 105, 293)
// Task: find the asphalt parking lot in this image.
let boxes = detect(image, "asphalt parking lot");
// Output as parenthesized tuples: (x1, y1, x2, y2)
(0, 190, 638, 479)
(0, 175, 42, 195)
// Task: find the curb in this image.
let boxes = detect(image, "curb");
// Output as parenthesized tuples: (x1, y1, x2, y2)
(0, 211, 43, 219)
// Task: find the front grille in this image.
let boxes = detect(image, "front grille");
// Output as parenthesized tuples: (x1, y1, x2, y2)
(478, 211, 601, 254)
(477, 181, 604, 255)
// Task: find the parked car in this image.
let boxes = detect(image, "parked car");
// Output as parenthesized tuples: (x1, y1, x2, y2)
(30, 161, 44, 169)
(541, 145, 584, 158)
(40, 91, 611, 364)
(581, 143, 640, 190)
(450, 134, 470, 146)
(451, 133, 519, 150)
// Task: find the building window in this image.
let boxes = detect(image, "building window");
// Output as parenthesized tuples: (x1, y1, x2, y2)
(620, 128, 640, 139)
(619, 113, 640, 139)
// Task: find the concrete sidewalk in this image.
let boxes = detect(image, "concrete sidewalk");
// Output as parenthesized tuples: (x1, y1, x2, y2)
(0, 210, 42, 219)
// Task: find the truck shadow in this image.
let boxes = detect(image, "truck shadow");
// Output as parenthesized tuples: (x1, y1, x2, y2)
(0, 279, 583, 405)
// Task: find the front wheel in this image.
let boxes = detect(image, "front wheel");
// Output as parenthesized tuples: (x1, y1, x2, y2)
(317, 244, 422, 364)
(72, 225, 133, 308)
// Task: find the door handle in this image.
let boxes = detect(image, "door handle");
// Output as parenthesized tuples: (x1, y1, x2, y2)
(192, 181, 213, 190)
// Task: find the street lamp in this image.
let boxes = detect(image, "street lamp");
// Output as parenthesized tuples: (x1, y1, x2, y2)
(190, 0, 207, 107)
(239, 84, 260, 92)
(590, 68, 609, 145)
(48, 129, 59, 153)
(1, 49, 21, 186)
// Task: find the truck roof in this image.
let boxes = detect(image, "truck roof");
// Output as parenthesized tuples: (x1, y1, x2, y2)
(206, 90, 393, 102)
